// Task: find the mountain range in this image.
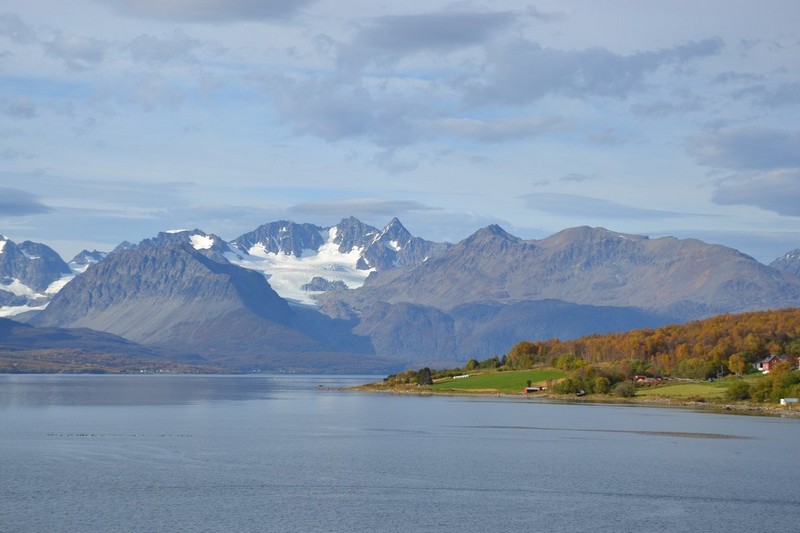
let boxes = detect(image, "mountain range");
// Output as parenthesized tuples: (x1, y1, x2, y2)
(1, 219, 799, 372)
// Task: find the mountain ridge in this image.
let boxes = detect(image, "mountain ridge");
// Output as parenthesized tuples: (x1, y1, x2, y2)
(3, 218, 799, 371)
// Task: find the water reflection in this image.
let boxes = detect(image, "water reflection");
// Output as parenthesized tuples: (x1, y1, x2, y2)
(0, 374, 379, 407)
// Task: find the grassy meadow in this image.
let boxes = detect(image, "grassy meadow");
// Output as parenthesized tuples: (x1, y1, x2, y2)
(431, 369, 565, 393)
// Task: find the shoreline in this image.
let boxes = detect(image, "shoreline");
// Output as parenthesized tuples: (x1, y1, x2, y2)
(349, 383, 800, 418)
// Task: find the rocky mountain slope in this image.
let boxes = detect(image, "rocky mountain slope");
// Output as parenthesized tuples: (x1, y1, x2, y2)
(771, 249, 800, 278)
(31, 239, 388, 371)
(323, 225, 800, 318)
(4, 219, 800, 371)
(0, 235, 73, 311)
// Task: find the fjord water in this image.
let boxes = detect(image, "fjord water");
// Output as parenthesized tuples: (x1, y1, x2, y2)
(1, 375, 798, 533)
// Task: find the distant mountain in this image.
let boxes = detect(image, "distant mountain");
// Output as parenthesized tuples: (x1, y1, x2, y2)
(350, 299, 674, 367)
(325, 225, 800, 318)
(227, 217, 450, 305)
(31, 237, 391, 372)
(0, 235, 72, 311)
(5, 220, 800, 372)
(0, 317, 221, 373)
(771, 249, 800, 277)
(314, 224, 800, 365)
(69, 250, 107, 273)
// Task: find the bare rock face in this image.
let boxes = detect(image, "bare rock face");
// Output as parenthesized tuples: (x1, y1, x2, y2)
(771, 249, 800, 277)
(326, 225, 800, 319)
(0, 235, 71, 292)
(232, 221, 328, 257)
(11, 220, 800, 371)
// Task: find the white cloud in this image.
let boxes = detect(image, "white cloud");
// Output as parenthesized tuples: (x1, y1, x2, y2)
(43, 33, 108, 70)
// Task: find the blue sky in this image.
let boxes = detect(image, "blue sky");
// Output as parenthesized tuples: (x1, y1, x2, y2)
(1, 0, 798, 263)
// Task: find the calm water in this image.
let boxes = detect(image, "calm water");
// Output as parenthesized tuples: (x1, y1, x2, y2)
(1, 375, 799, 533)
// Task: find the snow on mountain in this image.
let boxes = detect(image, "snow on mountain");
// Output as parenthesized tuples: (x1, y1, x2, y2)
(190, 234, 215, 250)
(69, 250, 108, 274)
(227, 226, 373, 306)
(1, 236, 73, 317)
(770, 249, 800, 277)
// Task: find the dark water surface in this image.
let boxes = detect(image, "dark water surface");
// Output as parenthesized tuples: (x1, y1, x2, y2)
(1, 374, 798, 532)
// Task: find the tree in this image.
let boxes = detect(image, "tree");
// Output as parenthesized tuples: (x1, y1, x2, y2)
(728, 353, 746, 377)
(416, 367, 433, 386)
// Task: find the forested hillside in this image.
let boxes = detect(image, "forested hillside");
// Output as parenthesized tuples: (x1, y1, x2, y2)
(502, 308, 800, 378)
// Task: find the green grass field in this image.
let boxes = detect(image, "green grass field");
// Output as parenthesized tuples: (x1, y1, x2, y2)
(431, 368, 565, 393)
(635, 381, 728, 400)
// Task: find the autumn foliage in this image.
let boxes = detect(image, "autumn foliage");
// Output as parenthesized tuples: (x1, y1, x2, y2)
(505, 308, 800, 380)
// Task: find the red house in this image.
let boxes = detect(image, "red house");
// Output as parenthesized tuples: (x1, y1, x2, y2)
(755, 355, 796, 374)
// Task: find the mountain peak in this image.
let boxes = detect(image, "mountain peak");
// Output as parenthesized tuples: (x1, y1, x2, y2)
(467, 224, 518, 244)
(770, 248, 800, 277)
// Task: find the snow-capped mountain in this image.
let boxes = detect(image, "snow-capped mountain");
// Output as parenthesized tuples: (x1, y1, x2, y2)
(0, 218, 447, 317)
(227, 217, 450, 305)
(0, 235, 73, 317)
(69, 250, 108, 274)
(4, 220, 800, 371)
(771, 249, 800, 278)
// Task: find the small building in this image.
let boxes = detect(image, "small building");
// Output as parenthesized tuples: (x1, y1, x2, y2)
(755, 355, 789, 374)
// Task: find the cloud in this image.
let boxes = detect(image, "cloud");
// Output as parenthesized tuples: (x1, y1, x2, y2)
(289, 198, 440, 219)
(712, 71, 764, 84)
(1, 172, 194, 211)
(4, 97, 36, 119)
(101, 0, 315, 23)
(126, 30, 206, 64)
(129, 73, 187, 110)
(431, 115, 564, 143)
(0, 12, 36, 44)
(691, 128, 800, 170)
(0, 187, 52, 216)
(559, 173, 596, 183)
(757, 82, 800, 108)
(524, 6, 564, 22)
(371, 148, 420, 174)
(631, 97, 704, 117)
(338, 11, 516, 69)
(0, 148, 35, 160)
(1, 13, 109, 70)
(43, 33, 108, 70)
(520, 193, 685, 219)
(261, 73, 427, 147)
(585, 129, 627, 145)
(465, 37, 723, 105)
(712, 169, 800, 217)
(691, 128, 800, 216)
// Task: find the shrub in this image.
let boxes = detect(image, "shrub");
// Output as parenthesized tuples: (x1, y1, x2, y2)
(594, 376, 611, 395)
(725, 380, 751, 401)
(612, 381, 637, 398)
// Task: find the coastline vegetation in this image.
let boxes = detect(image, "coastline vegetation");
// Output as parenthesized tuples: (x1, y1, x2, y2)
(364, 308, 800, 413)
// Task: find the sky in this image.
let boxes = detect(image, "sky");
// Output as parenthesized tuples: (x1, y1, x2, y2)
(0, 0, 798, 264)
